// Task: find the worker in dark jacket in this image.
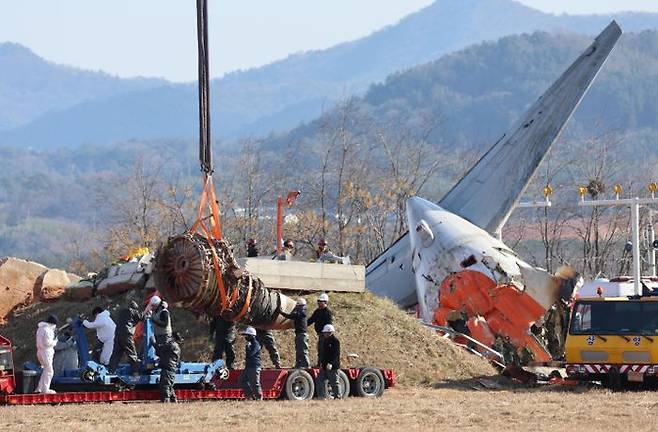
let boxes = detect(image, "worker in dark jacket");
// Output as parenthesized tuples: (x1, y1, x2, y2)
(307, 293, 333, 366)
(209, 315, 236, 369)
(318, 324, 341, 399)
(149, 296, 179, 402)
(239, 326, 262, 400)
(246, 238, 259, 257)
(256, 328, 282, 369)
(109, 300, 143, 373)
(158, 335, 180, 403)
(280, 298, 310, 368)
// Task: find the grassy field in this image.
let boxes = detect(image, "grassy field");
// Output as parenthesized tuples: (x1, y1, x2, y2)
(2, 386, 658, 432)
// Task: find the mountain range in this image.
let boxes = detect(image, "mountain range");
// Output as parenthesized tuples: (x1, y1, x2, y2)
(269, 29, 658, 161)
(4, 0, 658, 149)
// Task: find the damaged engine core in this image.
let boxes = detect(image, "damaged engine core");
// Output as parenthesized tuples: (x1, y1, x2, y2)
(152, 234, 295, 329)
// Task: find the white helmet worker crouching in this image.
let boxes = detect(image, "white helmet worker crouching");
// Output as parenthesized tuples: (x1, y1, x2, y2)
(242, 326, 257, 337)
(322, 324, 335, 334)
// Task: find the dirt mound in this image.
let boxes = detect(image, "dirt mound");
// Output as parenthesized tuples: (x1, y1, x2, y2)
(34, 269, 70, 301)
(0, 291, 495, 385)
(0, 258, 47, 322)
(0, 257, 82, 323)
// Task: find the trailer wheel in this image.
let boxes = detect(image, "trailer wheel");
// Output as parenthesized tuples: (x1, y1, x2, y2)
(81, 368, 97, 384)
(316, 369, 350, 399)
(354, 367, 385, 398)
(605, 367, 622, 391)
(285, 369, 315, 401)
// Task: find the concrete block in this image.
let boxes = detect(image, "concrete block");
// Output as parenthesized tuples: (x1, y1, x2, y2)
(237, 258, 365, 293)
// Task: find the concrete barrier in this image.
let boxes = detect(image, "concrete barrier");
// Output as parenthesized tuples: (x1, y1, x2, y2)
(237, 258, 364, 293)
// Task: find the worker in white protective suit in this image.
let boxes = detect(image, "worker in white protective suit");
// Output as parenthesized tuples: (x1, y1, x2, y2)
(83, 307, 116, 365)
(35, 314, 59, 394)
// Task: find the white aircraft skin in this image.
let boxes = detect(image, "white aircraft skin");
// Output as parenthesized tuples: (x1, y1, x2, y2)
(407, 196, 555, 318)
(406, 197, 577, 359)
(367, 22, 622, 320)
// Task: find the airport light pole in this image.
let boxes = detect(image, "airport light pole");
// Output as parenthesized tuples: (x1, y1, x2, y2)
(647, 208, 656, 277)
(578, 183, 658, 296)
(497, 185, 553, 242)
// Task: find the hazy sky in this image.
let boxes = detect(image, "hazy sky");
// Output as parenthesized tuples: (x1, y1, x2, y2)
(2, 1, 658, 82)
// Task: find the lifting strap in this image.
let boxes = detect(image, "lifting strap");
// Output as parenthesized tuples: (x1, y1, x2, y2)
(190, 0, 253, 318)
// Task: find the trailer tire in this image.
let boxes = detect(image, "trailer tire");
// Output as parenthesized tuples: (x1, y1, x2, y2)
(354, 367, 385, 398)
(81, 368, 97, 384)
(606, 367, 622, 391)
(284, 369, 315, 401)
(316, 369, 350, 399)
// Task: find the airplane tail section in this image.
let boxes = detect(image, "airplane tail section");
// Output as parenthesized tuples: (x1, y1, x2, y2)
(366, 22, 622, 306)
(438, 21, 622, 235)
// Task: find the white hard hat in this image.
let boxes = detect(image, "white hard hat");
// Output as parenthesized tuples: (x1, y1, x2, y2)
(322, 324, 335, 333)
(318, 293, 329, 302)
(297, 298, 307, 306)
(149, 295, 162, 306)
(242, 326, 257, 336)
(161, 301, 168, 309)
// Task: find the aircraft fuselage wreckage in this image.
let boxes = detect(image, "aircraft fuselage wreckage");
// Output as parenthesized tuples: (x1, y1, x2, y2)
(367, 22, 622, 361)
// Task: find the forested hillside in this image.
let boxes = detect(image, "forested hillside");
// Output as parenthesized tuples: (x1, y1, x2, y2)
(273, 30, 658, 157)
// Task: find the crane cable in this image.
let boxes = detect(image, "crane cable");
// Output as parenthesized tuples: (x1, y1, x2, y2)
(197, 0, 212, 175)
(189, 0, 252, 320)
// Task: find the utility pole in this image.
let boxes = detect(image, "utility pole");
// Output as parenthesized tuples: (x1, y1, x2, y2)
(275, 191, 301, 254)
(647, 209, 656, 277)
(578, 183, 658, 296)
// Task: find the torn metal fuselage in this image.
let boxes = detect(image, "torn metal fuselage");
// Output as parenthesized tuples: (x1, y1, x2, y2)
(407, 197, 579, 362)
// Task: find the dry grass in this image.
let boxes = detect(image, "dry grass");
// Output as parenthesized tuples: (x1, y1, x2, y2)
(0, 291, 495, 385)
(3, 386, 658, 432)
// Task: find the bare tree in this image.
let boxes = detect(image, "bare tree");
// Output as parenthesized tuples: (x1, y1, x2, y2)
(564, 134, 629, 278)
(93, 158, 195, 259)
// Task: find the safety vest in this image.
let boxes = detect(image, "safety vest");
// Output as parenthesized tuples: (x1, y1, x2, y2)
(152, 308, 172, 341)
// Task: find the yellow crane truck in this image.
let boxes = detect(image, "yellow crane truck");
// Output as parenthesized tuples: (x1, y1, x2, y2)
(565, 295, 658, 388)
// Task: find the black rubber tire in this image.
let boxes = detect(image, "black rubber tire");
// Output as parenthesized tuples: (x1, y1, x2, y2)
(315, 369, 350, 399)
(606, 367, 623, 391)
(80, 368, 97, 384)
(354, 367, 385, 398)
(284, 369, 315, 401)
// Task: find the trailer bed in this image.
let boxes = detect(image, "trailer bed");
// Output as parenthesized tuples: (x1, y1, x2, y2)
(1, 368, 396, 405)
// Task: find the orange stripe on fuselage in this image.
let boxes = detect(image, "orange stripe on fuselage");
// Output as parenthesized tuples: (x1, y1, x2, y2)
(433, 269, 551, 361)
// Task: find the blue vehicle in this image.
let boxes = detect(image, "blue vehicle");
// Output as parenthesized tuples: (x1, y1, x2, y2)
(29, 316, 228, 391)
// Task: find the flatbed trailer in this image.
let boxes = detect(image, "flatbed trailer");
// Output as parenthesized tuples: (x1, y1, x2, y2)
(1, 367, 396, 405)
